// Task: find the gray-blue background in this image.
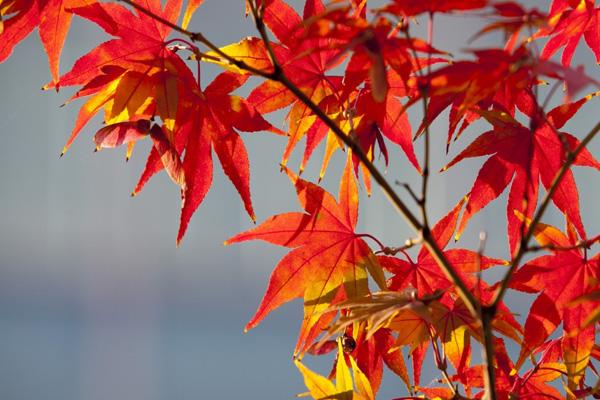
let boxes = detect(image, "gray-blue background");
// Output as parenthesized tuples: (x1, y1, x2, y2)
(1, 1, 598, 399)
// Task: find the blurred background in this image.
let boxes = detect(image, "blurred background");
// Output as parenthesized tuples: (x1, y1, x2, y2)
(0, 1, 598, 399)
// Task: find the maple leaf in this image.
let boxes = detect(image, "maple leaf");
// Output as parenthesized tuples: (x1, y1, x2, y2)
(536, 0, 600, 66)
(381, 0, 487, 16)
(314, 324, 412, 395)
(382, 199, 505, 297)
(412, 46, 598, 147)
(40, 0, 205, 234)
(443, 92, 600, 254)
(295, 340, 374, 400)
(471, 2, 548, 52)
(295, 7, 446, 103)
(225, 155, 386, 355)
(245, 0, 349, 174)
(48, 0, 189, 155)
(174, 71, 279, 244)
(0, 0, 99, 83)
(116, 70, 279, 244)
(455, 338, 567, 399)
(509, 215, 599, 391)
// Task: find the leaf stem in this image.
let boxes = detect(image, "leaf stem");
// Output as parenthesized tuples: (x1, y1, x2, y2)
(357, 233, 387, 252)
(396, 181, 421, 205)
(526, 234, 599, 253)
(429, 326, 463, 399)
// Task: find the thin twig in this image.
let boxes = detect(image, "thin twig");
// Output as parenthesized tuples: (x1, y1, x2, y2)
(395, 180, 420, 204)
(402, 20, 431, 228)
(473, 231, 497, 400)
(475, 231, 487, 304)
(418, 12, 435, 229)
(247, 0, 281, 76)
(429, 326, 463, 399)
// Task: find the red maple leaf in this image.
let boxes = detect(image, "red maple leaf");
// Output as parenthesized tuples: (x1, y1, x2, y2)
(382, 199, 504, 297)
(246, 0, 345, 169)
(225, 156, 386, 355)
(536, 0, 600, 66)
(509, 216, 599, 390)
(174, 71, 279, 243)
(472, 2, 548, 52)
(381, 0, 488, 16)
(47, 0, 190, 155)
(246, 1, 425, 181)
(455, 338, 567, 399)
(122, 70, 280, 244)
(0, 0, 100, 82)
(411, 45, 597, 148)
(275, 6, 443, 179)
(443, 93, 600, 254)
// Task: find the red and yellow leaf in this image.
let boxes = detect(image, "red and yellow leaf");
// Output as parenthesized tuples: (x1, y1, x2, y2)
(226, 156, 385, 355)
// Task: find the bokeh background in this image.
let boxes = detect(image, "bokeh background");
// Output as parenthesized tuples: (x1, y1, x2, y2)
(1, 1, 598, 399)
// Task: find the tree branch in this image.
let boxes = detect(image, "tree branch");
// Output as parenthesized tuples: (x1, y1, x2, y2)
(119, 0, 512, 361)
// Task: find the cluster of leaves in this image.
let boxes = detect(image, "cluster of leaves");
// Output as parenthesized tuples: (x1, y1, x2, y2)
(1, 0, 599, 398)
